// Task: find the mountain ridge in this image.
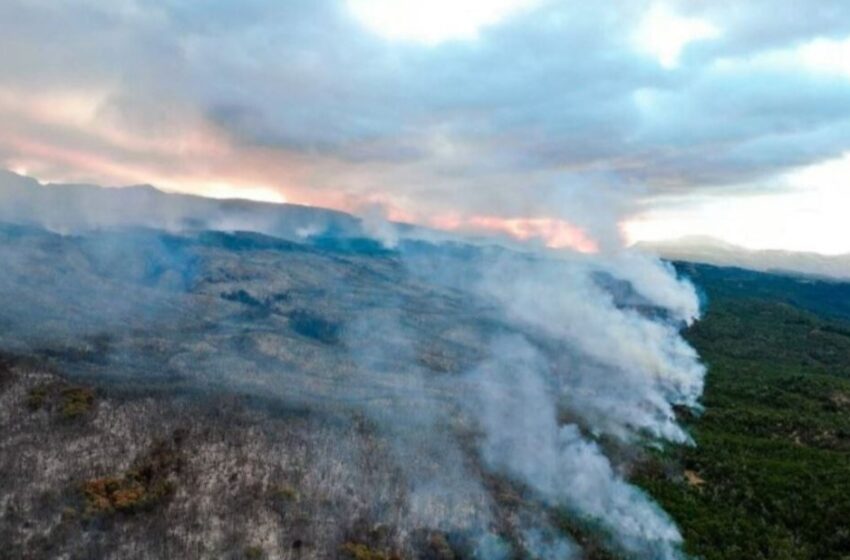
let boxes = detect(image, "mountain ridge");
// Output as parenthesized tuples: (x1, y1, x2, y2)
(638, 236, 850, 281)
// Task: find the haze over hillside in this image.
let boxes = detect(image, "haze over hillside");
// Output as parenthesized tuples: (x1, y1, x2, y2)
(639, 236, 850, 281)
(0, 172, 705, 559)
(0, 169, 364, 241)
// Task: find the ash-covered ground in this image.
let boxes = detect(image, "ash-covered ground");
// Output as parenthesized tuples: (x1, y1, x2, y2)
(0, 175, 705, 560)
(1, 358, 488, 560)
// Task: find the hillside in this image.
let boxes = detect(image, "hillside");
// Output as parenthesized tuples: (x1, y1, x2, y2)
(638, 237, 850, 282)
(637, 263, 850, 560)
(2, 176, 847, 559)
(0, 219, 704, 560)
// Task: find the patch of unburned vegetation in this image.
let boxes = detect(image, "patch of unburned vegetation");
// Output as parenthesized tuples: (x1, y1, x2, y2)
(61, 386, 95, 419)
(26, 381, 95, 419)
(634, 264, 850, 560)
(82, 434, 183, 516)
(288, 309, 341, 344)
(0, 354, 15, 391)
(269, 483, 299, 503)
(26, 383, 50, 410)
(244, 544, 265, 559)
(341, 542, 401, 560)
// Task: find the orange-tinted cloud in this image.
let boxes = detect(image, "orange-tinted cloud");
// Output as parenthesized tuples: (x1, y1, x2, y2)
(431, 214, 598, 253)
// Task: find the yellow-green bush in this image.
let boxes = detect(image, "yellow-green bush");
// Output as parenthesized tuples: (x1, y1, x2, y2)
(61, 387, 95, 419)
(26, 384, 49, 411)
(341, 542, 400, 560)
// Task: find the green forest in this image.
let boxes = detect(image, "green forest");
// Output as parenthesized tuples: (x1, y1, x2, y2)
(635, 264, 850, 560)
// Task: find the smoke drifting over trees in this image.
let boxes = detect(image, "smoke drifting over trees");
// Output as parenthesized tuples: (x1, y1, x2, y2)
(0, 172, 704, 559)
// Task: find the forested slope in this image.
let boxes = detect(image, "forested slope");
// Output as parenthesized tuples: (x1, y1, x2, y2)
(638, 263, 850, 560)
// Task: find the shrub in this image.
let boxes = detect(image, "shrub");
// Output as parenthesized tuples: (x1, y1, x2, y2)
(270, 484, 299, 502)
(341, 542, 400, 560)
(60, 387, 95, 419)
(244, 545, 264, 559)
(82, 476, 171, 515)
(288, 310, 340, 344)
(81, 437, 181, 515)
(26, 385, 49, 411)
(424, 532, 455, 560)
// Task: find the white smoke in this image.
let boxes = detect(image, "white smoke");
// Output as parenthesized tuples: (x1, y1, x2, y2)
(522, 528, 580, 560)
(465, 335, 685, 558)
(357, 203, 401, 249)
(0, 170, 364, 241)
(0, 170, 706, 558)
(391, 224, 704, 557)
(476, 252, 704, 444)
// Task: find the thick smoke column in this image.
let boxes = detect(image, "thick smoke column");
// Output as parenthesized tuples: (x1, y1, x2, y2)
(401, 245, 703, 558)
(466, 335, 684, 558)
(478, 252, 703, 444)
(0, 172, 704, 559)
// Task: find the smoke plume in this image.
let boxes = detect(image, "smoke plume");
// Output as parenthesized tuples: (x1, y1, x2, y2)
(0, 171, 704, 558)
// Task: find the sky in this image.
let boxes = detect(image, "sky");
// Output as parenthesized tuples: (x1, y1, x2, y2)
(1, 0, 849, 254)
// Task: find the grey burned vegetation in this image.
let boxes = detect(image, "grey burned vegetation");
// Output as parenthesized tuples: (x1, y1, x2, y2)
(4, 262, 848, 559)
(0, 358, 520, 559)
(0, 206, 777, 559)
(2, 227, 849, 560)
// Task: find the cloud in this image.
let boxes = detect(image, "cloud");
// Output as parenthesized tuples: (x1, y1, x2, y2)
(1, 1, 849, 250)
(673, 0, 850, 56)
(346, 0, 543, 44)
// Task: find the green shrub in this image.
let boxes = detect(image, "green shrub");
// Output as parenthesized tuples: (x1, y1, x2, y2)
(244, 545, 264, 559)
(270, 484, 299, 502)
(60, 387, 95, 419)
(634, 265, 850, 560)
(26, 385, 49, 411)
(341, 542, 400, 560)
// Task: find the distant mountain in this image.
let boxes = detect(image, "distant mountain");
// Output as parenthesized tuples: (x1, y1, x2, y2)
(675, 260, 850, 324)
(0, 169, 366, 241)
(0, 169, 489, 249)
(638, 236, 850, 281)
